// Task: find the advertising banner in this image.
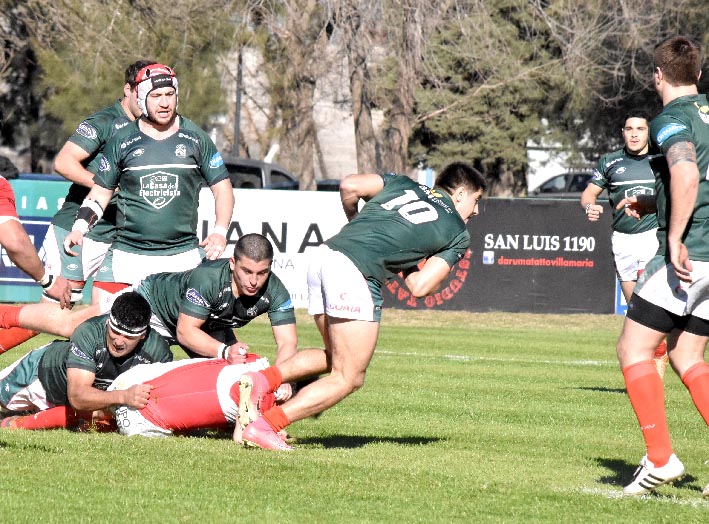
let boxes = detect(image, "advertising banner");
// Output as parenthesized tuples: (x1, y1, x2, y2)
(1, 177, 68, 302)
(382, 198, 617, 314)
(197, 188, 347, 308)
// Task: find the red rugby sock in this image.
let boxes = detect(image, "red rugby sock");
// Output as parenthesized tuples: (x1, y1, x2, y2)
(262, 366, 283, 392)
(681, 362, 709, 426)
(0, 327, 38, 354)
(262, 405, 291, 432)
(0, 305, 22, 329)
(622, 360, 672, 466)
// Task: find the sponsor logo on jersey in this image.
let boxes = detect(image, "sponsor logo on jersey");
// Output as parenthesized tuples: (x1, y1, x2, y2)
(134, 354, 153, 365)
(175, 144, 187, 158)
(247, 305, 259, 317)
(276, 298, 293, 311)
(624, 186, 654, 198)
(76, 122, 98, 140)
(120, 135, 142, 149)
(656, 123, 687, 145)
(615, 167, 626, 175)
(99, 156, 111, 172)
(70, 343, 91, 360)
(67, 263, 79, 271)
(695, 102, 709, 125)
(209, 153, 224, 169)
(133, 148, 144, 157)
(186, 288, 210, 308)
(178, 132, 199, 144)
(139, 172, 181, 209)
(114, 121, 130, 131)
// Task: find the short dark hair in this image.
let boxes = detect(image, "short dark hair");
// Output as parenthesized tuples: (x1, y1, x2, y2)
(622, 109, 651, 126)
(124, 59, 158, 88)
(110, 291, 151, 332)
(434, 162, 487, 195)
(654, 36, 702, 87)
(233, 233, 274, 263)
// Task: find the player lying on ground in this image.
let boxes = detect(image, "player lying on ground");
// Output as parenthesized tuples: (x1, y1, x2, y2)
(108, 357, 275, 442)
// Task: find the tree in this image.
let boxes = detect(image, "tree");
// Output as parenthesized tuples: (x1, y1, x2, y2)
(8, 0, 243, 172)
(247, 0, 336, 189)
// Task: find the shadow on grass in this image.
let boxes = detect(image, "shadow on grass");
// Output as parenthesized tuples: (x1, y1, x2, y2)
(0, 440, 60, 453)
(294, 434, 441, 449)
(595, 457, 703, 494)
(573, 386, 626, 394)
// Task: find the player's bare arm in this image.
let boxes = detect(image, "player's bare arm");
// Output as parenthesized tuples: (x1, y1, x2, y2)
(339, 173, 384, 221)
(63, 184, 113, 255)
(666, 140, 699, 282)
(272, 323, 299, 402)
(175, 312, 248, 362)
(404, 256, 451, 297)
(580, 183, 604, 221)
(0, 220, 73, 307)
(52, 142, 95, 187)
(67, 367, 152, 411)
(201, 178, 234, 260)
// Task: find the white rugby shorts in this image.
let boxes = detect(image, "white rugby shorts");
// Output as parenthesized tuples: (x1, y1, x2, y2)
(634, 256, 709, 320)
(611, 229, 658, 282)
(307, 244, 378, 322)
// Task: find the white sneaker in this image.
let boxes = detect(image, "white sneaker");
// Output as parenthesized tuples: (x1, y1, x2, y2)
(623, 454, 685, 495)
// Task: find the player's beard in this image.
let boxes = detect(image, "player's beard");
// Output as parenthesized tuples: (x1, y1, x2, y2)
(147, 105, 177, 129)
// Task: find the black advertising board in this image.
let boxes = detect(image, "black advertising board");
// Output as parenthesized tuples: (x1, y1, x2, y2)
(382, 198, 617, 314)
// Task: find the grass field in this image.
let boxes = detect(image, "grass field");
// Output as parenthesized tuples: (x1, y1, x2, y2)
(1, 310, 708, 523)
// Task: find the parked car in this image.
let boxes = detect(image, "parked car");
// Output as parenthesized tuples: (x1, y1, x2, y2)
(527, 171, 606, 199)
(223, 157, 299, 190)
(315, 179, 341, 192)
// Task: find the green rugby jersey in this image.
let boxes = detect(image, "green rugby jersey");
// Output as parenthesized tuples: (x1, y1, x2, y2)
(650, 94, 709, 260)
(38, 315, 172, 406)
(52, 100, 130, 241)
(589, 148, 661, 234)
(94, 116, 229, 254)
(139, 259, 295, 337)
(326, 174, 470, 285)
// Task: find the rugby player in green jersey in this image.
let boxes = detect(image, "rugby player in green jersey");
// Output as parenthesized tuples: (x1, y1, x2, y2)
(0, 62, 154, 353)
(63, 63, 234, 293)
(581, 111, 669, 378)
(236, 162, 486, 450)
(45, 59, 157, 305)
(612, 35, 709, 497)
(0, 292, 172, 430)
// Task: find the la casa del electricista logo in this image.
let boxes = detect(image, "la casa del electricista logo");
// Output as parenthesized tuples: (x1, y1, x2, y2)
(385, 249, 471, 309)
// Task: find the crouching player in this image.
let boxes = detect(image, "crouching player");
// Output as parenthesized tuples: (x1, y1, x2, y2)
(109, 356, 275, 443)
(0, 292, 171, 430)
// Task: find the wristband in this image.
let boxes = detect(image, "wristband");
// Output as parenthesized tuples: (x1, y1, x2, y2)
(218, 343, 229, 359)
(72, 218, 90, 235)
(211, 225, 228, 238)
(37, 271, 54, 289)
(73, 198, 104, 234)
(585, 203, 592, 214)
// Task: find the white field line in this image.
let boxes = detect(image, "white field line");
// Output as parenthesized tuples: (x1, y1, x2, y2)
(376, 350, 616, 367)
(574, 486, 709, 507)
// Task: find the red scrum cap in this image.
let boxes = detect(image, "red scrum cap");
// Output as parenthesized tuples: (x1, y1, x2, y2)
(135, 63, 178, 118)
